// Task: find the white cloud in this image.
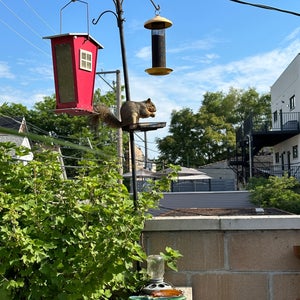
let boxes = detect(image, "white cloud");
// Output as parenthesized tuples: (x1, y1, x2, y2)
(0, 78, 52, 109)
(0, 62, 15, 79)
(181, 53, 219, 65)
(128, 37, 300, 158)
(169, 38, 217, 54)
(284, 27, 300, 42)
(135, 36, 219, 63)
(135, 46, 151, 60)
(3, 26, 300, 159)
(181, 39, 300, 96)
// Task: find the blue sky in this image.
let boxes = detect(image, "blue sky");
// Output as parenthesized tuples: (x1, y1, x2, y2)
(1, 0, 300, 158)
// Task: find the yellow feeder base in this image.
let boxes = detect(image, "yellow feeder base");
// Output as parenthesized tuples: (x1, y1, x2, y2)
(145, 67, 173, 76)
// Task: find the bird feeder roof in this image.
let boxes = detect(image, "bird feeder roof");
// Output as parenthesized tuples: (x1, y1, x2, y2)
(144, 15, 173, 30)
(43, 33, 104, 49)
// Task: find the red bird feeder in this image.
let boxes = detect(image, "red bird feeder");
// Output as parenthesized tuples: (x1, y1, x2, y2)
(44, 33, 103, 115)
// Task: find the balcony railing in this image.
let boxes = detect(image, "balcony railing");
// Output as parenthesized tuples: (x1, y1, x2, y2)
(254, 162, 300, 180)
(237, 112, 300, 141)
(272, 111, 300, 131)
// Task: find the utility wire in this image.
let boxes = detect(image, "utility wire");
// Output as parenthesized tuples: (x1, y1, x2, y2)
(25, 123, 50, 135)
(0, 0, 51, 56)
(0, 18, 50, 57)
(0, 0, 49, 40)
(0, 113, 160, 165)
(134, 132, 161, 156)
(230, 0, 300, 17)
(23, 0, 56, 34)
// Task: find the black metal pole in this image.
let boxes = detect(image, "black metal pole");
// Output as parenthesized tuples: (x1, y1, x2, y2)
(115, 0, 138, 210)
(115, 0, 130, 102)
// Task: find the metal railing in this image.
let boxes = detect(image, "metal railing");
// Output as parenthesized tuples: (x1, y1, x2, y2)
(238, 112, 300, 139)
(253, 162, 300, 180)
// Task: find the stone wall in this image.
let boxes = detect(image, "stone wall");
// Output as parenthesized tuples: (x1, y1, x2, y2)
(143, 215, 300, 300)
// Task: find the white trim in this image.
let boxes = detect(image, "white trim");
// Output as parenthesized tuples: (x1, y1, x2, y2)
(79, 49, 92, 71)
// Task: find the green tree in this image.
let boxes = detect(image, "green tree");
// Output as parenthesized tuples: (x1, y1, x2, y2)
(248, 174, 300, 214)
(235, 88, 271, 126)
(28, 95, 88, 137)
(27, 94, 115, 178)
(0, 102, 30, 119)
(91, 88, 128, 159)
(196, 92, 235, 163)
(0, 142, 177, 299)
(157, 88, 271, 167)
(157, 108, 204, 167)
(0, 89, 127, 177)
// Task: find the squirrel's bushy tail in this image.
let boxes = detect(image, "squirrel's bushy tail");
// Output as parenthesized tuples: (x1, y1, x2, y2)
(90, 104, 122, 130)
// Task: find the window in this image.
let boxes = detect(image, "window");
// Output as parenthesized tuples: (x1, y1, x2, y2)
(293, 145, 298, 159)
(80, 49, 92, 71)
(273, 110, 278, 122)
(289, 95, 295, 110)
(275, 152, 280, 163)
(55, 43, 75, 103)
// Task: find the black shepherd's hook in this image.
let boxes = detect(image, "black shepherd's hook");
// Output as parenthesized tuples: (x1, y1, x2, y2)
(92, 10, 119, 27)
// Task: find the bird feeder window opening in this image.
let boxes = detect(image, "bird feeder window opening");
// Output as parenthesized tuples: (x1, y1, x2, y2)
(54, 42, 75, 104)
(144, 15, 173, 76)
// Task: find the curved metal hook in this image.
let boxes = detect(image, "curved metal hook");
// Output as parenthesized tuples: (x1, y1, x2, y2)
(149, 0, 160, 14)
(92, 10, 119, 26)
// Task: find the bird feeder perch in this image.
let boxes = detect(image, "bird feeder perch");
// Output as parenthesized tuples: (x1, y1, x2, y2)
(144, 15, 173, 76)
(44, 33, 103, 115)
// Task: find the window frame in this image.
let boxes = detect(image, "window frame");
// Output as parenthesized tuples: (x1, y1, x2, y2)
(293, 145, 298, 159)
(79, 49, 93, 72)
(275, 152, 280, 163)
(289, 95, 295, 111)
(273, 110, 278, 123)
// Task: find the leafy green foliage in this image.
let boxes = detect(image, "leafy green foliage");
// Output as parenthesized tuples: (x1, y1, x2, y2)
(0, 102, 30, 119)
(247, 174, 300, 214)
(0, 142, 178, 299)
(157, 87, 271, 167)
(157, 108, 201, 166)
(160, 247, 183, 272)
(0, 89, 127, 177)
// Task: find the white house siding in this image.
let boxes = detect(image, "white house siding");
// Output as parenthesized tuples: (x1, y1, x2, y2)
(0, 134, 33, 164)
(273, 135, 300, 179)
(271, 53, 300, 117)
(271, 53, 300, 179)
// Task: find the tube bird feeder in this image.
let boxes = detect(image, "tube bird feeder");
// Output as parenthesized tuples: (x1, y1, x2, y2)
(144, 15, 173, 76)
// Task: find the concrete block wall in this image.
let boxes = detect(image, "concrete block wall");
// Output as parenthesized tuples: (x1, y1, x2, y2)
(143, 216, 300, 300)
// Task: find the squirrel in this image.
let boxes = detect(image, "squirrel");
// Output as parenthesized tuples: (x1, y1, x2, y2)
(92, 98, 156, 129)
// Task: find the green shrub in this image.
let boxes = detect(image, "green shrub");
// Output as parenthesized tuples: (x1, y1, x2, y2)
(0, 142, 175, 299)
(248, 174, 300, 214)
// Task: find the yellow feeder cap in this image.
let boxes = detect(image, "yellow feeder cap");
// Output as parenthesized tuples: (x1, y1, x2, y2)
(144, 15, 173, 30)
